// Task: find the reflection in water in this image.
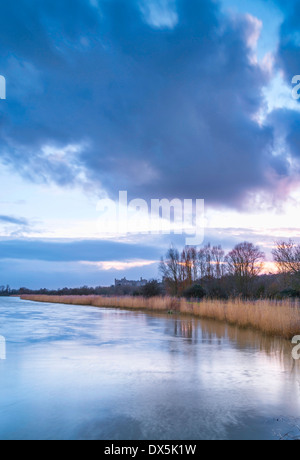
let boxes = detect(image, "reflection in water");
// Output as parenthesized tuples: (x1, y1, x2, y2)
(151, 312, 300, 378)
(172, 318, 195, 340)
(0, 297, 299, 440)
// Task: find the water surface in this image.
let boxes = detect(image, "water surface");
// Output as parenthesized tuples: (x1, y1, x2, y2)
(0, 297, 299, 440)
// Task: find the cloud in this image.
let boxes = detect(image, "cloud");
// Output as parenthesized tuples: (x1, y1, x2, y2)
(0, 0, 290, 209)
(0, 215, 28, 225)
(81, 259, 157, 271)
(140, 0, 178, 29)
(273, 0, 300, 81)
(0, 239, 162, 262)
(261, 0, 300, 184)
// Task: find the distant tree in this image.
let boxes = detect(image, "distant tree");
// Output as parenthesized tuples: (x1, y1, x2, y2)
(182, 284, 206, 300)
(180, 247, 198, 289)
(225, 242, 265, 297)
(211, 245, 226, 279)
(141, 280, 162, 298)
(161, 243, 226, 296)
(278, 288, 300, 299)
(198, 244, 213, 279)
(160, 247, 181, 295)
(272, 240, 300, 275)
(198, 244, 226, 280)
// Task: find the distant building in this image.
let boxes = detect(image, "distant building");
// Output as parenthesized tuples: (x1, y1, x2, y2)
(115, 277, 148, 288)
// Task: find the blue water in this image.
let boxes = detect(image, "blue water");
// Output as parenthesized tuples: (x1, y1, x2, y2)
(0, 297, 299, 440)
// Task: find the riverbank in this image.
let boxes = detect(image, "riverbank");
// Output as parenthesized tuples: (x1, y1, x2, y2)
(20, 295, 300, 340)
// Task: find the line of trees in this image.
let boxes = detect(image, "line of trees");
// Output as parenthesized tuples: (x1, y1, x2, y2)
(160, 240, 300, 299)
(2, 239, 300, 300)
(0, 285, 11, 296)
(2, 281, 164, 298)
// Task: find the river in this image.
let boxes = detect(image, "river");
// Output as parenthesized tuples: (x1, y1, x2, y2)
(0, 296, 299, 440)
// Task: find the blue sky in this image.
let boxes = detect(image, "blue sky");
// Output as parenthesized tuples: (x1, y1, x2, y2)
(0, 0, 300, 288)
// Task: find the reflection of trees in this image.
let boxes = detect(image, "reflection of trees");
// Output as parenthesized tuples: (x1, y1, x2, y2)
(145, 311, 300, 376)
(161, 317, 199, 341)
(199, 319, 300, 377)
(173, 319, 195, 340)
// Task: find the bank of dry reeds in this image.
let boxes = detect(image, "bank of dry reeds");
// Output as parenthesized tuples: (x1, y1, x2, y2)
(20, 295, 300, 340)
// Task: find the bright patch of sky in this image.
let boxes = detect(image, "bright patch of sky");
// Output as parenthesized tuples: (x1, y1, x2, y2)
(139, 0, 178, 29)
(1, 157, 300, 246)
(263, 72, 300, 114)
(221, 0, 283, 59)
(222, 1, 300, 127)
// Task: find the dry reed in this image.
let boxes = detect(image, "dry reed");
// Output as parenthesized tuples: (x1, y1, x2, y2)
(20, 294, 300, 340)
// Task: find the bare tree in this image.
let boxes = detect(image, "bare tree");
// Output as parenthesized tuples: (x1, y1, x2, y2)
(211, 245, 226, 279)
(198, 246, 207, 279)
(225, 242, 265, 296)
(160, 247, 181, 295)
(161, 242, 264, 297)
(197, 244, 225, 279)
(198, 244, 214, 279)
(181, 247, 198, 289)
(272, 240, 300, 275)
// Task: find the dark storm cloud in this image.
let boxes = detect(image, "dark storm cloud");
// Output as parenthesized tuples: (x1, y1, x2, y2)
(265, 0, 300, 169)
(0, 239, 161, 262)
(273, 0, 300, 81)
(0, 0, 290, 206)
(268, 108, 300, 166)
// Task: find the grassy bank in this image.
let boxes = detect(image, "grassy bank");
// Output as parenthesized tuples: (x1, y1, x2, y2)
(20, 294, 300, 340)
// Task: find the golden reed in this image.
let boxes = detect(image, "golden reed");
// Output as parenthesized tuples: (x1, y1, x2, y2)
(20, 295, 300, 340)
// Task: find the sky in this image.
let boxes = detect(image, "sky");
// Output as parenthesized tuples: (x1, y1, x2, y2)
(0, 0, 299, 289)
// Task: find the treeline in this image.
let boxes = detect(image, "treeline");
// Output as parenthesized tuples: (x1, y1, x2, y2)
(160, 240, 300, 299)
(3, 239, 300, 300)
(0, 285, 12, 296)
(3, 281, 164, 298)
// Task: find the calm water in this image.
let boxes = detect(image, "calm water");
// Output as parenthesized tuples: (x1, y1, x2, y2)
(0, 297, 299, 440)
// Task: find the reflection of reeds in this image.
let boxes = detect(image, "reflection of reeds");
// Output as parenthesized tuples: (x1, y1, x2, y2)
(195, 316, 300, 375)
(155, 314, 299, 375)
(20, 295, 300, 340)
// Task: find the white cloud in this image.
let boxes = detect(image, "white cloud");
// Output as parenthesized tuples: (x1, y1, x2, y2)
(81, 259, 157, 271)
(139, 0, 178, 29)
